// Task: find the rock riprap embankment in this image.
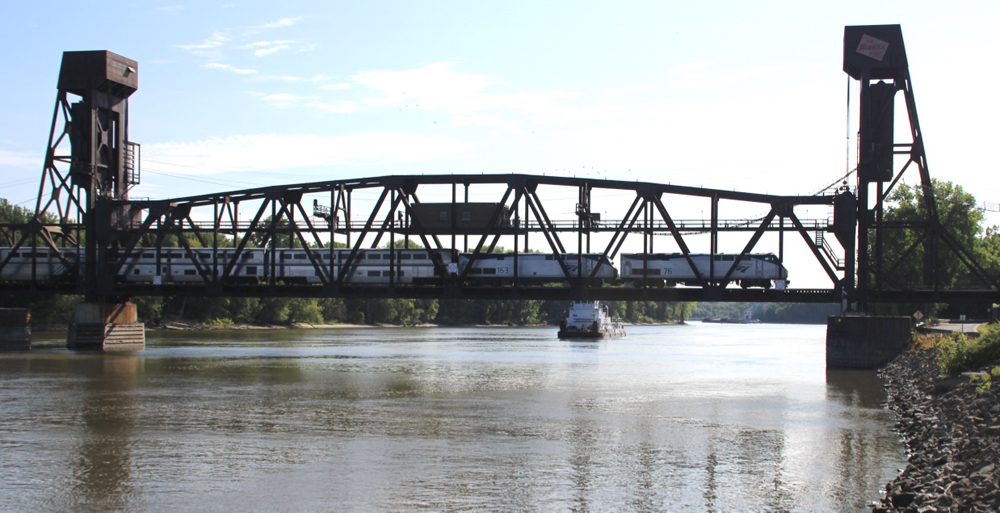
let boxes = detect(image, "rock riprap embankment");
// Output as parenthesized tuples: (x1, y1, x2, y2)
(873, 351, 1000, 512)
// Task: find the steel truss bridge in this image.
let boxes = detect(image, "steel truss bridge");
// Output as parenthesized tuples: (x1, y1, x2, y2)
(2, 25, 999, 309)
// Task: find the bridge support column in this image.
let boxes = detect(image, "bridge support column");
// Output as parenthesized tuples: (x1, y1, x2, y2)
(67, 302, 145, 352)
(826, 315, 911, 369)
(0, 309, 32, 351)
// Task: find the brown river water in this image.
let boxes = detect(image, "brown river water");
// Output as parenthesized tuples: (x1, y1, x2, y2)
(0, 323, 905, 512)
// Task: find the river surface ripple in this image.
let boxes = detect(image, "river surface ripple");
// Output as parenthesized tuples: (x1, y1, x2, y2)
(0, 323, 905, 512)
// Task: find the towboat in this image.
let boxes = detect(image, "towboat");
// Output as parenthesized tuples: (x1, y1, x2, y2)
(558, 301, 626, 339)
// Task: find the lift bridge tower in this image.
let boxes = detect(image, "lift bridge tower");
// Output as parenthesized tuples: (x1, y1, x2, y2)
(34, 51, 145, 350)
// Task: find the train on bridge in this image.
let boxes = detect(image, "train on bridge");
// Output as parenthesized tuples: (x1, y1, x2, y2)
(0, 246, 789, 289)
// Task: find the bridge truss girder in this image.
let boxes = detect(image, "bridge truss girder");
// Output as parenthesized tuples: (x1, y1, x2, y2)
(3, 173, 857, 303)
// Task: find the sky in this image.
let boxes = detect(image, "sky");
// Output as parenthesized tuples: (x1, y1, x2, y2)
(1, 1, 998, 287)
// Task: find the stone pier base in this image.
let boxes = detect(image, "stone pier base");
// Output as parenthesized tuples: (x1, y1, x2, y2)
(826, 315, 911, 369)
(67, 302, 145, 351)
(0, 308, 31, 351)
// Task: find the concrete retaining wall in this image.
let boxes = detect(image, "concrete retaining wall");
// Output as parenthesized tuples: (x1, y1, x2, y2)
(0, 308, 31, 351)
(827, 315, 911, 369)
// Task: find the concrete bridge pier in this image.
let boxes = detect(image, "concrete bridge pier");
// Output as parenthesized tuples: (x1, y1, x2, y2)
(0, 308, 32, 351)
(826, 315, 911, 369)
(67, 302, 145, 351)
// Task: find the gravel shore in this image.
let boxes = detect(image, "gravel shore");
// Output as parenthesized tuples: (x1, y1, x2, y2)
(873, 350, 1000, 512)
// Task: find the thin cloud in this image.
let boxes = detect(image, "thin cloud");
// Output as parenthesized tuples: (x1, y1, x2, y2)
(308, 101, 358, 113)
(177, 31, 231, 59)
(246, 17, 301, 32)
(0, 149, 40, 168)
(351, 62, 612, 132)
(179, 17, 309, 67)
(204, 62, 257, 75)
(260, 74, 305, 82)
(668, 60, 791, 90)
(144, 132, 473, 172)
(244, 39, 296, 57)
(254, 92, 319, 108)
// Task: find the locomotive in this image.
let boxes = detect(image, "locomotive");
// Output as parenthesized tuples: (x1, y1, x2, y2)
(621, 253, 788, 289)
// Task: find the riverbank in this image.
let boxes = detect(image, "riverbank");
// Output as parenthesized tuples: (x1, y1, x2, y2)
(873, 350, 1000, 512)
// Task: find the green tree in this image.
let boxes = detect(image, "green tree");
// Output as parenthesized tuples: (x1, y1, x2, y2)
(0, 198, 34, 224)
(877, 179, 982, 290)
(875, 179, 989, 316)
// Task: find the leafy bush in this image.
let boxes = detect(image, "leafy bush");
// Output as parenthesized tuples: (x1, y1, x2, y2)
(205, 318, 235, 329)
(936, 323, 1000, 377)
(967, 366, 1000, 394)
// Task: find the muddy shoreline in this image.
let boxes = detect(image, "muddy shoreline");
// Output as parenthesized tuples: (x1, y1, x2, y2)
(873, 350, 999, 512)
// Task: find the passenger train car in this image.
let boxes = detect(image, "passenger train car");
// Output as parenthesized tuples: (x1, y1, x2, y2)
(0, 247, 80, 282)
(0, 247, 461, 286)
(621, 253, 788, 289)
(0, 246, 787, 289)
(459, 253, 617, 284)
(274, 248, 457, 285)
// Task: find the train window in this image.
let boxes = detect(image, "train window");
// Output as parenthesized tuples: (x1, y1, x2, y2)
(199, 253, 211, 259)
(482, 268, 496, 275)
(184, 270, 196, 275)
(141, 253, 154, 259)
(461, 211, 471, 222)
(545, 255, 553, 260)
(367, 270, 380, 277)
(133, 269, 140, 275)
(400, 254, 411, 260)
(246, 267, 257, 275)
(496, 255, 505, 260)
(242, 253, 253, 260)
(281, 253, 293, 260)
(367, 254, 381, 260)
(294, 254, 306, 260)
(438, 211, 448, 222)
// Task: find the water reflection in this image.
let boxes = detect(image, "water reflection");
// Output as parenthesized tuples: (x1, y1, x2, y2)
(826, 369, 887, 409)
(73, 355, 140, 512)
(0, 326, 906, 512)
(826, 369, 904, 510)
